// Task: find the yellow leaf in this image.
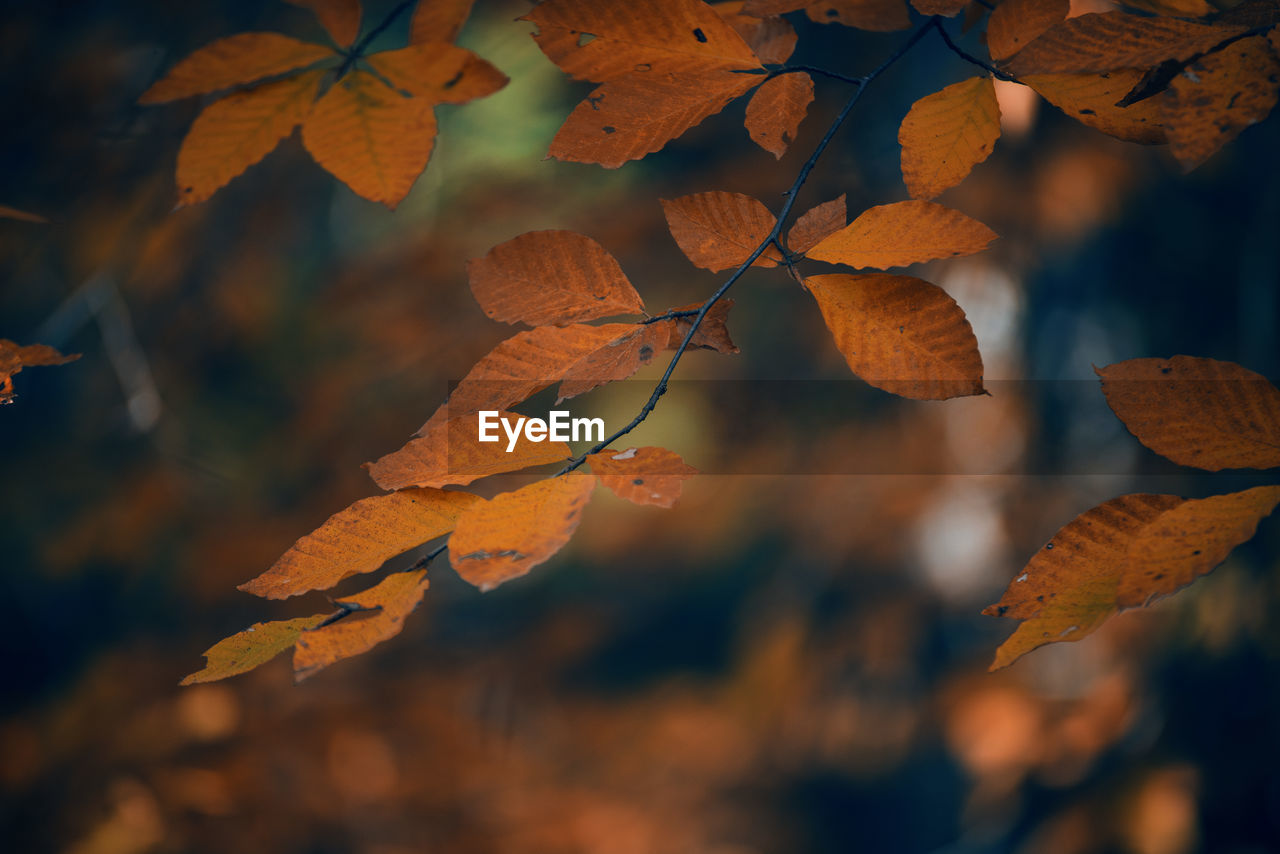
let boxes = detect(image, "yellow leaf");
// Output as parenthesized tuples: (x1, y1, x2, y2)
(745, 72, 814, 158)
(660, 191, 783, 272)
(139, 33, 334, 104)
(366, 43, 508, 104)
(286, 0, 362, 47)
(807, 200, 997, 269)
(986, 0, 1068, 62)
(587, 447, 698, 508)
(899, 76, 1001, 201)
(1024, 70, 1167, 144)
(181, 615, 327, 685)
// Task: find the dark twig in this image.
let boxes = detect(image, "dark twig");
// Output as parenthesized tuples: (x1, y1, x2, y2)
(642, 308, 702, 325)
(337, 0, 414, 77)
(930, 18, 1018, 82)
(770, 65, 863, 86)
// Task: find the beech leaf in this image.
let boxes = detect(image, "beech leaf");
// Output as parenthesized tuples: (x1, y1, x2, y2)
(985, 0, 1068, 62)
(910, 0, 969, 16)
(366, 43, 508, 105)
(898, 76, 1001, 201)
(286, 0, 362, 47)
(181, 615, 328, 685)
(807, 200, 998, 269)
(661, 191, 783, 272)
(787, 195, 847, 255)
(410, 0, 478, 44)
(1024, 71, 1167, 145)
(139, 33, 334, 104)
(587, 446, 698, 507)
(745, 72, 814, 158)
(714, 2, 798, 64)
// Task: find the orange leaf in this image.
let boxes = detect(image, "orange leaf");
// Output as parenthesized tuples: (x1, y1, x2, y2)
(806, 273, 985, 400)
(898, 76, 1001, 201)
(449, 476, 596, 591)
(366, 43, 508, 104)
(139, 33, 334, 104)
(662, 299, 741, 354)
(745, 72, 814, 158)
(175, 70, 323, 207)
(807, 200, 997, 269)
(985, 0, 1068, 62)
(1098, 356, 1280, 471)
(911, 0, 969, 16)
(1121, 0, 1214, 16)
(366, 411, 570, 491)
(293, 570, 430, 681)
(1161, 36, 1280, 171)
(410, 0, 478, 44)
(0, 204, 48, 223)
(0, 339, 79, 403)
(467, 230, 645, 326)
(1004, 12, 1243, 76)
(788, 195, 847, 254)
(1119, 487, 1280, 607)
(661, 191, 783, 272)
(181, 615, 328, 685)
(802, 0, 911, 32)
(286, 0, 362, 47)
(238, 489, 481, 599)
(984, 494, 1182, 669)
(301, 70, 436, 207)
(1023, 71, 1167, 144)
(714, 2, 798, 64)
(558, 322, 673, 400)
(587, 446, 698, 507)
(524, 0, 762, 84)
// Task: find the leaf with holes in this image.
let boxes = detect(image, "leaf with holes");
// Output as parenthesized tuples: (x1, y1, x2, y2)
(899, 77, 1001, 201)
(558, 322, 673, 401)
(807, 200, 997, 269)
(661, 191, 783, 272)
(588, 447, 698, 507)
(181, 615, 328, 685)
(745, 72, 814, 158)
(1023, 71, 1167, 144)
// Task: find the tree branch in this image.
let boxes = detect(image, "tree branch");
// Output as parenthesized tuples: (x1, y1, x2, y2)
(931, 18, 1018, 82)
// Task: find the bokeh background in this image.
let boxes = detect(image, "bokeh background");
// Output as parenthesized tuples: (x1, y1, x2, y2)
(3, 1, 1280, 852)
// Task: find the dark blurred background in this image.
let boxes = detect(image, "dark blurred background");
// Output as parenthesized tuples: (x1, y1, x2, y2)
(3, 1, 1280, 852)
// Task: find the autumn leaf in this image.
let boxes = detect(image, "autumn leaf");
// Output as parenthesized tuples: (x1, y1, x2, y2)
(587, 446, 698, 507)
(741, 0, 911, 32)
(1004, 12, 1243, 77)
(366, 43, 508, 104)
(1161, 36, 1280, 171)
(806, 200, 998, 269)
(787, 195, 847, 254)
(181, 615, 328, 685)
(805, 273, 985, 400)
(661, 191, 783, 272)
(1217, 0, 1280, 28)
(714, 1, 799, 64)
(293, 570, 431, 681)
(286, 0, 362, 47)
(0, 339, 80, 404)
(985, 0, 1068, 62)
(662, 299, 741, 354)
(410, 0, 477, 44)
(1098, 356, 1280, 471)
(449, 476, 596, 591)
(1122, 0, 1214, 16)
(558, 322, 673, 400)
(467, 231, 645, 326)
(366, 411, 571, 491)
(175, 70, 324, 206)
(239, 489, 480, 599)
(898, 77, 1001, 201)
(745, 72, 814, 158)
(301, 71, 437, 208)
(911, 0, 969, 17)
(0, 204, 48, 223)
(139, 33, 335, 104)
(1023, 71, 1167, 144)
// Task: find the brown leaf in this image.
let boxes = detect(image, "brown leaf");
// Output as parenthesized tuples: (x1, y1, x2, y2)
(410, 0, 477, 44)
(984, 494, 1183, 669)
(238, 489, 481, 599)
(661, 191, 783, 272)
(587, 446, 698, 508)
(449, 476, 596, 591)
(1024, 70, 1168, 144)
(911, 0, 969, 16)
(805, 273, 985, 399)
(1004, 12, 1243, 76)
(802, 0, 912, 31)
(293, 570, 430, 681)
(714, 1, 798, 64)
(962, 0, 987, 34)
(558, 322, 673, 400)
(1161, 36, 1280, 171)
(366, 43, 508, 104)
(181, 615, 328, 685)
(1098, 356, 1280, 471)
(986, 0, 1069, 62)
(788, 195, 847, 254)
(745, 72, 814, 158)
(0, 339, 80, 403)
(663, 299, 741, 354)
(139, 33, 334, 104)
(1119, 487, 1280, 607)
(286, 0, 362, 47)
(807, 200, 998, 269)
(899, 77, 1001, 201)
(175, 71, 323, 207)
(1122, 0, 1214, 16)
(467, 231, 644, 326)
(1216, 0, 1280, 28)
(0, 204, 48, 223)
(301, 70, 436, 208)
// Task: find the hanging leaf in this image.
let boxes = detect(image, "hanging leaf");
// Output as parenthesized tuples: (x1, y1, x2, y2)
(985, 0, 1069, 62)
(139, 33, 335, 104)
(587, 446, 698, 507)
(806, 273, 985, 400)
(366, 43, 508, 104)
(558, 322, 673, 400)
(1024, 71, 1167, 144)
(181, 615, 328, 685)
(714, 1, 799, 64)
(745, 72, 814, 158)
(807, 200, 998, 269)
(661, 191, 783, 272)
(467, 231, 644, 327)
(788, 195, 847, 254)
(898, 76, 1001, 201)
(0, 339, 80, 403)
(293, 570, 431, 681)
(1004, 13, 1243, 76)
(1098, 356, 1280, 471)
(449, 476, 596, 591)
(286, 0, 362, 47)
(175, 70, 324, 206)
(662, 299, 741, 354)
(239, 489, 481, 599)
(410, 0, 478, 44)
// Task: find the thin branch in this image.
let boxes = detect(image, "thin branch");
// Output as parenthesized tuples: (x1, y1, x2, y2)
(642, 308, 701, 325)
(770, 65, 863, 86)
(931, 18, 1019, 82)
(337, 0, 414, 77)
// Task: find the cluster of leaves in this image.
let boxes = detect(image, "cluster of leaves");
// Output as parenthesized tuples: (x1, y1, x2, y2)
(167, 0, 1280, 682)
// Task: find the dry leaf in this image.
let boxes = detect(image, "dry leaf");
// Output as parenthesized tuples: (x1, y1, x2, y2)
(662, 299, 741, 354)
(181, 615, 327, 685)
(745, 72, 814, 158)
(587, 446, 698, 507)
(366, 43, 508, 104)
(239, 489, 481, 599)
(558, 322, 672, 400)
(467, 230, 644, 326)
(449, 476, 596, 591)
(898, 77, 1001, 201)
(986, 0, 1069, 62)
(1024, 70, 1168, 144)
(911, 0, 969, 16)
(1098, 356, 1280, 470)
(139, 33, 334, 104)
(788, 195, 847, 254)
(806, 273, 985, 399)
(661, 191, 783, 271)
(0, 339, 80, 403)
(714, 2, 799, 63)
(1121, 0, 1214, 16)
(286, 0, 362, 47)
(410, 0, 478, 44)
(807, 200, 998, 269)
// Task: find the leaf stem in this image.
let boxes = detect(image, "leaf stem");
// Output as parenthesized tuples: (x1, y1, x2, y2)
(930, 18, 1018, 82)
(337, 0, 415, 77)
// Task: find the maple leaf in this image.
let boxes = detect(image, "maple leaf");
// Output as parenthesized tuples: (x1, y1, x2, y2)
(898, 77, 1001, 201)
(806, 200, 998, 269)
(661, 191, 784, 271)
(0, 339, 79, 404)
(587, 446, 699, 507)
(985, 0, 1068, 62)
(744, 72, 814, 158)
(181, 615, 328, 685)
